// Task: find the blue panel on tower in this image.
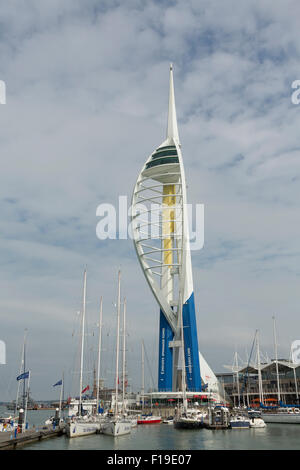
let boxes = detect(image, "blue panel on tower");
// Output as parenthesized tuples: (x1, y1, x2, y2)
(182, 292, 202, 391)
(158, 310, 174, 391)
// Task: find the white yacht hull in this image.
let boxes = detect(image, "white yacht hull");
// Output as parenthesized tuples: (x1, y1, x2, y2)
(66, 420, 100, 438)
(249, 418, 266, 428)
(262, 413, 300, 424)
(102, 420, 131, 436)
(229, 419, 250, 429)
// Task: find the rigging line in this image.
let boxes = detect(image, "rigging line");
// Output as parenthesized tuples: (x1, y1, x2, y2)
(143, 341, 155, 390)
(240, 330, 257, 397)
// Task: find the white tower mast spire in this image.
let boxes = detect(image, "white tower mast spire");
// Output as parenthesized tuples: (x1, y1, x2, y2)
(131, 65, 202, 393)
(167, 64, 180, 145)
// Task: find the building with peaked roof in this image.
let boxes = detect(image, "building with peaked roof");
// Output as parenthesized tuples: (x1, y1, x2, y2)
(217, 359, 300, 407)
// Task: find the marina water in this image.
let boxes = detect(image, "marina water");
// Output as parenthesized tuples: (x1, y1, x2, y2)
(2, 407, 300, 450)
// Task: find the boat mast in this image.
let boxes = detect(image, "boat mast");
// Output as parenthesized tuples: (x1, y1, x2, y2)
(59, 372, 64, 419)
(115, 270, 121, 416)
(179, 292, 187, 412)
(233, 351, 240, 407)
(141, 340, 145, 411)
(290, 345, 299, 401)
(79, 269, 87, 417)
(272, 316, 281, 403)
(24, 370, 31, 429)
(15, 329, 27, 415)
(96, 296, 103, 414)
(256, 330, 264, 404)
(122, 297, 126, 414)
(23, 333, 27, 410)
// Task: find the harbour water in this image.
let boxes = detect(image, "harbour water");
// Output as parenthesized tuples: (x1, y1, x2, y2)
(2, 408, 300, 450)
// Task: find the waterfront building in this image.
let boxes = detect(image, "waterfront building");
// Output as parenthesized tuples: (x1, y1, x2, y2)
(217, 359, 300, 407)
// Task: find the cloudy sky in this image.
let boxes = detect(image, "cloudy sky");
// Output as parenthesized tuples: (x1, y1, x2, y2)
(1, 0, 300, 401)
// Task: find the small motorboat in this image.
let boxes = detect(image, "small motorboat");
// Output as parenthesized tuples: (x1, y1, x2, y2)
(248, 411, 266, 428)
(229, 414, 250, 429)
(137, 414, 161, 425)
(163, 416, 174, 425)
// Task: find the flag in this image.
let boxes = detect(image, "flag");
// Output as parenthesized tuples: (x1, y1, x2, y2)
(53, 380, 62, 387)
(81, 385, 90, 394)
(16, 371, 29, 381)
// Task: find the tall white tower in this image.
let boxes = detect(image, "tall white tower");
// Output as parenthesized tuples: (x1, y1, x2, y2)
(131, 65, 201, 391)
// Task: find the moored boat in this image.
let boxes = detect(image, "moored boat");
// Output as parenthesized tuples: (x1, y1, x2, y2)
(101, 271, 131, 438)
(203, 406, 230, 429)
(128, 415, 138, 427)
(261, 407, 300, 424)
(67, 270, 100, 439)
(173, 411, 203, 429)
(229, 414, 250, 429)
(137, 414, 161, 424)
(248, 410, 266, 428)
(66, 416, 101, 438)
(101, 417, 131, 436)
(163, 416, 174, 425)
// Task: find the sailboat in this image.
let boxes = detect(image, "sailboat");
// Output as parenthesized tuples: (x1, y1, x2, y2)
(120, 298, 137, 428)
(261, 317, 300, 424)
(66, 269, 101, 438)
(3, 331, 33, 433)
(6, 330, 29, 414)
(137, 340, 161, 425)
(173, 295, 203, 429)
(102, 271, 131, 437)
(94, 295, 109, 429)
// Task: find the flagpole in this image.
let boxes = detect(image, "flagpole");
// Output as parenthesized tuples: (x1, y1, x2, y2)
(141, 339, 145, 411)
(59, 377, 63, 419)
(62, 370, 65, 414)
(22, 332, 27, 410)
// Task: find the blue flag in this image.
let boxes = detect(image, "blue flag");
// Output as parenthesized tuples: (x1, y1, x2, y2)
(53, 380, 62, 387)
(16, 371, 29, 381)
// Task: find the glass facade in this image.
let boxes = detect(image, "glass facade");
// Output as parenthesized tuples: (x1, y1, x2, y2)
(146, 156, 179, 169)
(145, 146, 179, 170)
(217, 364, 300, 406)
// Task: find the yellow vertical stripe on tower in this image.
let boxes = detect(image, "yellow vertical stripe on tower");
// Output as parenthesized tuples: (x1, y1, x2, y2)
(162, 184, 175, 266)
